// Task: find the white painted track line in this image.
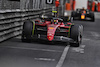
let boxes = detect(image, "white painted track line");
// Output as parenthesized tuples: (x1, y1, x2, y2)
(34, 58, 55, 61)
(91, 32, 99, 37)
(0, 46, 62, 53)
(56, 45, 70, 67)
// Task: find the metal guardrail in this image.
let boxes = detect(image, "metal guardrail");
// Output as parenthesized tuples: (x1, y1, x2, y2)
(0, 8, 52, 42)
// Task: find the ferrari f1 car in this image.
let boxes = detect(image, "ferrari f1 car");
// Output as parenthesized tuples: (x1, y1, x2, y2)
(21, 15, 83, 47)
(71, 8, 95, 22)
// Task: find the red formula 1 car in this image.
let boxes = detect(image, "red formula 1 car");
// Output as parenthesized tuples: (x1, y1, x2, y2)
(21, 15, 83, 47)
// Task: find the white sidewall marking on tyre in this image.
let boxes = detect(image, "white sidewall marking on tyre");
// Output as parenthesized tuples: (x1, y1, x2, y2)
(78, 25, 83, 37)
(71, 17, 73, 22)
(78, 32, 81, 42)
(78, 26, 82, 42)
(56, 45, 70, 67)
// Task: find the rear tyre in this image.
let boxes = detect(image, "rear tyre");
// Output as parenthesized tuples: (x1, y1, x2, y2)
(71, 11, 76, 20)
(21, 20, 33, 42)
(90, 12, 95, 22)
(70, 24, 83, 47)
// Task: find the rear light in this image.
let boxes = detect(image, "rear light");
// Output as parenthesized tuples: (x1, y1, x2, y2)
(81, 15, 85, 19)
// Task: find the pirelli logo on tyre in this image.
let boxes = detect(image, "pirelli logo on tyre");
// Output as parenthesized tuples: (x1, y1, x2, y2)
(46, 0, 53, 4)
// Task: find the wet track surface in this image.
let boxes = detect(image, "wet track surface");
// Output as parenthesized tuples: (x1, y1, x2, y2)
(0, 13, 100, 67)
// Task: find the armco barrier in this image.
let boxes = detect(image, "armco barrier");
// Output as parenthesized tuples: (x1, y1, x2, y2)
(0, 8, 52, 42)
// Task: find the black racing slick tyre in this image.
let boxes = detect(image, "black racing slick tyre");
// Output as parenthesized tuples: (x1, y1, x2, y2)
(90, 12, 95, 22)
(21, 20, 33, 42)
(70, 24, 83, 47)
(71, 11, 76, 20)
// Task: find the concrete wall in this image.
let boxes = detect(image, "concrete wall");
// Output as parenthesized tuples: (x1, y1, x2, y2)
(0, 0, 55, 10)
(0, 8, 52, 42)
(75, 0, 87, 10)
(0, 0, 20, 10)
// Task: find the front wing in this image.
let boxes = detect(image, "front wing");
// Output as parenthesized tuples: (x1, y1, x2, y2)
(32, 34, 74, 43)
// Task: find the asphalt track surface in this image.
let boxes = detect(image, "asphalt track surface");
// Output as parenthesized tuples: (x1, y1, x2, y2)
(0, 12, 100, 67)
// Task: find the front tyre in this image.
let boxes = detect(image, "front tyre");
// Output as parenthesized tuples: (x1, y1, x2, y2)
(70, 24, 83, 47)
(21, 20, 33, 42)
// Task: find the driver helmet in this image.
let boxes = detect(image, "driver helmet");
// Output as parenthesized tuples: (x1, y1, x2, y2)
(82, 7, 85, 10)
